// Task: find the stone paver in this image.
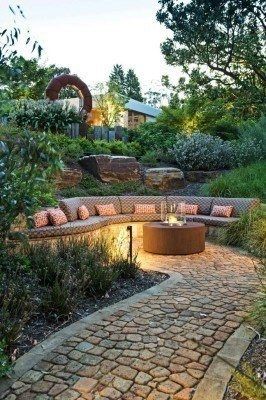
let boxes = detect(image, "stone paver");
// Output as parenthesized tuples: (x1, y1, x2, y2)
(1, 243, 259, 399)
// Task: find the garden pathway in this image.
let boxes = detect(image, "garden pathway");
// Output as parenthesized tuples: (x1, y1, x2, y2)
(2, 243, 259, 400)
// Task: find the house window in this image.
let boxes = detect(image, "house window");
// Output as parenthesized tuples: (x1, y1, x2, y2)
(128, 111, 146, 128)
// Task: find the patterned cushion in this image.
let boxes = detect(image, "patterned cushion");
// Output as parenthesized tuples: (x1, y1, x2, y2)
(120, 196, 166, 214)
(131, 213, 161, 222)
(134, 204, 156, 214)
(211, 197, 260, 217)
(28, 217, 108, 239)
(167, 196, 214, 215)
(59, 196, 121, 221)
(78, 205, 90, 220)
(48, 209, 68, 226)
(33, 211, 49, 228)
(193, 215, 238, 227)
(96, 203, 117, 216)
(211, 205, 233, 218)
(184, 204, 199, 215)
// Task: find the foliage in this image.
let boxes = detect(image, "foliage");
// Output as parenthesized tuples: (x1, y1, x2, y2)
(108, 64, 126, 95)
(140, 150, 159, 167)
(157, 0, 265, 119)
(60, 173, 160, 198)
(231, 363, 266, 400)
(171, 132, 233, 171)
(0, 56, 70, 100)
(125, 69, 143, 102)
(218, 207, 266, 258)
(250, 261, 266, 335)
(10, 99, 81, 133)
(0, 4, 42, 64)
(108, 64, 143, 101)
(136, 121, 177, 156)
(0, 128, 62, 243)
(203, 162, 266, 202)
(94, 83, 126, 128)
(113, 256, 140, 279)
(0, 340, 11, 378)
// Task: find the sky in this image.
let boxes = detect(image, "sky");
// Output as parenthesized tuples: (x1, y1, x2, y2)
(2, 0, 180, 94)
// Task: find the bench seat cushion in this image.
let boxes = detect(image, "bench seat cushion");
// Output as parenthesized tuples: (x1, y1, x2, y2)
(131, 213, 161, 222)
(192, 215, 238, 227)
(28, 217, 108, 239)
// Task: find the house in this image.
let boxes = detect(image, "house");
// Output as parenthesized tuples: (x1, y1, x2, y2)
(64, 97, 161, 129)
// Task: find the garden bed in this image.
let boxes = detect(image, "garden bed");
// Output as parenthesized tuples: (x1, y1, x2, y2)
(224, 337, 266, 400)
(11, 269, 168, 360)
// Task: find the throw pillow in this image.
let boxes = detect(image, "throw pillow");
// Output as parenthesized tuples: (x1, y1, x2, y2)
(95, 204, 117, 216)
(184, 204, 199, 215)
(78, 205, 90, 220)
(33, 211, 49, 228)
(211, 205, 233, 218)
(49, 209, 68, 226)
(134, 204, 156, 214)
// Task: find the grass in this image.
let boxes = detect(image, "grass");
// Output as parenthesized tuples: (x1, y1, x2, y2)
(59, 173, 160, 197)
(218, 207, 266, 258)
(202, 162, 266, 201)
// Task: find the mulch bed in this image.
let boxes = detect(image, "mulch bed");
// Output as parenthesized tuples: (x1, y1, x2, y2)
(224, 336, 266, 399)
(12, 269, 168, 360)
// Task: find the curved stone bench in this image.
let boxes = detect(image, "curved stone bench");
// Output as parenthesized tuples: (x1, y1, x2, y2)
(22, 195, 259, 241)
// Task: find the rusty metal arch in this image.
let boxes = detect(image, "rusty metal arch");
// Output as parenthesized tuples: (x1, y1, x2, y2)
(45, 74, 92, 118)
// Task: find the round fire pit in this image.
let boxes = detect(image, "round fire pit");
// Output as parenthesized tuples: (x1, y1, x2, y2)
(143, 222, 206, 255)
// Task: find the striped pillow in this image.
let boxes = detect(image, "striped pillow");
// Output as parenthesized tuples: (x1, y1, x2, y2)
(211, 205, 233, 218)
(49, 209, 68, 226)
(78, 205, 90, 220)
(33, 211, 49, 228)
(95, 204, 117, 216)
(134, 204, 156, 214)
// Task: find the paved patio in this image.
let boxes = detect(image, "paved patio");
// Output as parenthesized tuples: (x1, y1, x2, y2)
(1, 243, 259, 400)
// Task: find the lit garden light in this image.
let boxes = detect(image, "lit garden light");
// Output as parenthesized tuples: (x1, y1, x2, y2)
(127, 225, 133, 265)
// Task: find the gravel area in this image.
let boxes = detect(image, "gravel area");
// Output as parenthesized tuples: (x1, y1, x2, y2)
(13, 270, 168, 360)
(224, 336, 266, 399)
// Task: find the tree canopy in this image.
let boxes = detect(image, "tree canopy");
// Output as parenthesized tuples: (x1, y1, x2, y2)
(108, 64, 143, 101)
(0, 56, 71, 100)
(157, 0, 266, 119)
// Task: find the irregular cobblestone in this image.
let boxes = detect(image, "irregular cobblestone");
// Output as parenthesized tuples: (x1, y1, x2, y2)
(4, 243, 258, 399)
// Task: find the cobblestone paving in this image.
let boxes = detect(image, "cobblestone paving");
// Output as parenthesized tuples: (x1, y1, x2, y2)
(3, 243, 259, 400)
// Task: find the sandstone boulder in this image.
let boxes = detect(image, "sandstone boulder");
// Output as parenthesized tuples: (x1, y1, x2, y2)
(79, 155, 141, 183)
(145, 167, 185, 190)
(56, 168, 82, 189)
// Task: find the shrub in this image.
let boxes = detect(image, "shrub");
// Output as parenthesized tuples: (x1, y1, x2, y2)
(218, 208, 266, 258)
(0, 128, 62, 243)
(113, 257, 140, 279)
(203, 162, 266, 201)
(136, 122, 177, 155)
(231, 363, 266, 400)
(10, 100, 81, 133)
(171, 132, 233, 171)
(232, 136, 265, 167)
(140, 150, 159, 167)
(60, 173, 160, 198)
(0, 340, 11, 378)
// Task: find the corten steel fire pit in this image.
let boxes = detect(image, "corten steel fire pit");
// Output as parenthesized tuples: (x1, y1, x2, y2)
(143, 222, 206, 255)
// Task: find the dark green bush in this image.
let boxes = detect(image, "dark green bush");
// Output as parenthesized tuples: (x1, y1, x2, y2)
(0, 340, 11, 378)
(140, 150, 159, 167)
(203, 162, 266, 201)
(135, 122, 177, 156)
(113, 257, 140, 279)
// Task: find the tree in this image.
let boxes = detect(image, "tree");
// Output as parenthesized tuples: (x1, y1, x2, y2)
(0, 56, 71, 100)
(108, 64, 126, 95)
(94, 83, 126, 128)
(0, 4, 42, 64)
(144, 89, 166, 108)
(125, 69, 143, 101)
(157, 0, 266, 117)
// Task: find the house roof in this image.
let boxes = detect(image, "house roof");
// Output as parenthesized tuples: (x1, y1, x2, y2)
(125, 99, 161, 117)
